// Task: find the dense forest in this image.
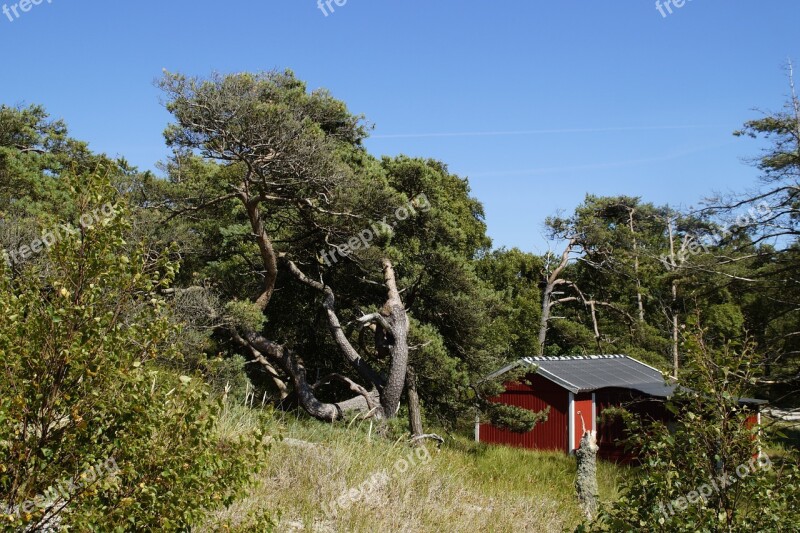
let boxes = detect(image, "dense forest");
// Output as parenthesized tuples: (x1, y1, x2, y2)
(2, 71, 799, 530)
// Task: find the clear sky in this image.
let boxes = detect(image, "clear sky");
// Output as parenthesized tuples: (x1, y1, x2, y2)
(1, 1, 798, 252)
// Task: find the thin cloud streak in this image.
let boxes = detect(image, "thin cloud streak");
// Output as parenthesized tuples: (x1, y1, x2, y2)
(467, 141, 738, 178)
(371, 124, 729, 140)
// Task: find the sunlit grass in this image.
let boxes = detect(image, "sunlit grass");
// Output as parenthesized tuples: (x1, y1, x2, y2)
(198, 407, 628, 532)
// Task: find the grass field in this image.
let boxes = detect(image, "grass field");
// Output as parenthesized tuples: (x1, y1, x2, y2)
(197, 407, 627, 533)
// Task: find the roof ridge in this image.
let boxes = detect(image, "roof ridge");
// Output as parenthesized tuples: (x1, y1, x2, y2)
(527, 354, 626, 362)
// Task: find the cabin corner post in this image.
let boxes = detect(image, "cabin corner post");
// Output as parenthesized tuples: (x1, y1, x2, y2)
(568, 391, 576, 453)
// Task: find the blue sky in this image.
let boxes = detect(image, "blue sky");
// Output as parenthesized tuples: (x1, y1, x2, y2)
(1, 1, 798, 251)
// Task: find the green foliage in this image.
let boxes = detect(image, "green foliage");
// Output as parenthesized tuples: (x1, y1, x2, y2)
(475, 248, 543, 356)
(0, 105, 119, 218)
(488, 403, 550, 434)
(154, 72, 519, 429)
(591, 327, 800, 532)
(65, 373, 265, 531)
(694, 303, 745, 344)
(225, 299, 267, 333)
(198, 354, 251, 403)
(548, 319, 598, 356)
(0, 172, 263, 531)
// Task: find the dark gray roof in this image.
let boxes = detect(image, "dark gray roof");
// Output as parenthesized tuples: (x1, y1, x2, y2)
(485, 355, 767, 406)
(485, 355, 675, 396)
(627, 381, 680, 398)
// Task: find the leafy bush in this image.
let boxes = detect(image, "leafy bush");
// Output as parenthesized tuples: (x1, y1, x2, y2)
(489, 404, 550, 434)
(201, 354, 250, 403)
(589, 328, 800, 532)
(0, 172, 264, 531)
(225, 299, 267, 333)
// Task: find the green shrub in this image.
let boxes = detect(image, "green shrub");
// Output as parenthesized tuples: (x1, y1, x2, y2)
(488, 403, 550, 434)
(0, 172, 265, 531)
(589, 330, 800, 532)
(201, 354, 250, 403)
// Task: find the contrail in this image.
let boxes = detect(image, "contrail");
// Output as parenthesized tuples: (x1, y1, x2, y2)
(467, 141, 738, 178)
(371, 124, 727, 140)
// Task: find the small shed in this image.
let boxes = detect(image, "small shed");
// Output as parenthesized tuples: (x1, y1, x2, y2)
(477, 355, 764, 461)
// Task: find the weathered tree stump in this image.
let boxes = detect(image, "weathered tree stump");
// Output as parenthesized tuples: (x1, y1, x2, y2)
(576, 430, 599, 521)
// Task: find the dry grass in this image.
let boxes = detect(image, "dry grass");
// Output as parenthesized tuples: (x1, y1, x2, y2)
(198, 407, 627, 532)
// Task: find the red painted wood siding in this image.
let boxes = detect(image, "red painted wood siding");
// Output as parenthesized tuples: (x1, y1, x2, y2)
(573, 393, 594, 451)
(595, 388, 672, 463)
(480, 374, 568, 452)
(481, 377, 763, 462)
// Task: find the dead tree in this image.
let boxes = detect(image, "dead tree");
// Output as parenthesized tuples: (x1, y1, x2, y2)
(539, 238, 634, 354)
(538, 238, 578, 355)
(406, 366, 424, 439)
(575, 429, 600, 521)
(661, 212, 697, 378)
(626, 206, 646, 323)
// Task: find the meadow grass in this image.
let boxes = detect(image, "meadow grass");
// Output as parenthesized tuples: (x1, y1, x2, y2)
(198, 406, 627, 532)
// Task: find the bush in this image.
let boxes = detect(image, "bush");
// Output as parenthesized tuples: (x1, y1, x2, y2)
(589, 328, 800, 532)
(0, 172, 264, 531)
(489, 403, 549, 434)
(201, 354, 250, 403)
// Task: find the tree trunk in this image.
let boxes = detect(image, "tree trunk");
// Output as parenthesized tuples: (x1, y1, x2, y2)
(672, 289, 679, 379)
(538, 283, 553, 356)
(378, 259, 410, 418)
(667, 215, 680, 378)
(575, 430, 599, 521)
(243, 194, 279, 312)
(538, 239, 577, 355)
(628, 208, 646, 323)
(407, 367, 424, 438)
(283, 257, 410, 420)
(242, 331, 373, 422)
(284, 258, 386, 390)
(235, 182, 410, 422)
(184, 183, 387, 423)
(588, 301, 602, 354)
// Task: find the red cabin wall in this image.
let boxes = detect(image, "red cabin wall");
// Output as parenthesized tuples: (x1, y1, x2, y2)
(479, 374, 568, 452)
(480, 378, 762, 463)
(572, 393, 594, 451)
(594, 388, 672, 463)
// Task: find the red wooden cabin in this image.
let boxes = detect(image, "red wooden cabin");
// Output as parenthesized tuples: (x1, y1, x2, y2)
(477, 355, 764, 462)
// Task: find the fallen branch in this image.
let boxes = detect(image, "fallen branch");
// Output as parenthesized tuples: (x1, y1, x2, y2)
(313, 373, 380, 413)
(410, 433, 445, 448)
